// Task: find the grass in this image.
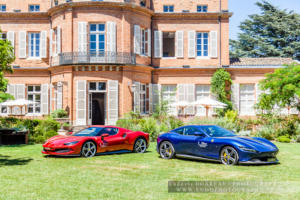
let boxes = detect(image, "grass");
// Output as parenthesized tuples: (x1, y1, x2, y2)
(0, 143, 300, 200)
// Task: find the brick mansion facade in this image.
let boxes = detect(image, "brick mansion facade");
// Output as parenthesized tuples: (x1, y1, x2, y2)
(0, 0, 296, 125)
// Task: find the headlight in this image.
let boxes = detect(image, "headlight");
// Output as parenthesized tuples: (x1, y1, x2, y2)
(239, 146, 257, 153)
(64, 141, 79, 146)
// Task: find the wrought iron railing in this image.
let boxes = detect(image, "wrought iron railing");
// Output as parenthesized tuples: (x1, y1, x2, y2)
(51, 51, 136, 66)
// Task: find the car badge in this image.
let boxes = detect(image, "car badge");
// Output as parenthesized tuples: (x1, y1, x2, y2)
(211, 139, 214, 143)
(198, 142, 207, 148)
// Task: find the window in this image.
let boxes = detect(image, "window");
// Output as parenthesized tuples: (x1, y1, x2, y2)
(196, 32, 209, 57)
(0, 32, 7, 40)
(173, 127, 184, 135)
(29, 5, 40, 12)
(27, 85, 41, 114)
(239, 84, 255, 115)
(0, 5, 6, 12)
(29, 33, 40, 58)
(162, 85, 177, 114)
(0, 105, 7, 114)
(163, 5, 174, 13)
(197, 5, 208, 13)
(89, 24, 105, 55)
(101, 127, 119, 136)
(195, 85, 211, 116)
(140, 0, 146, 7)
(89, 82, 106, 91)
(163, 32, 175, 57)
(184, 127, 201, 136)
(53, 28, 58, 55)
(140, 84, 149, 114)
(141, 29, 149, 56)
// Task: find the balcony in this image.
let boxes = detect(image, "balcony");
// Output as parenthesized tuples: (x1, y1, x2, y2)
(51, 52, 136, 66)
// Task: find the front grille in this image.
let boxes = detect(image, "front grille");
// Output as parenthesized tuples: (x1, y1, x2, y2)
(54, 149, 71, 153)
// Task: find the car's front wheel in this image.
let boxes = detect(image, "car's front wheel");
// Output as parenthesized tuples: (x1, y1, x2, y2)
(220, 146, 239, 165)
(81, 141, 97, 158)
(159, 141, 175, 159)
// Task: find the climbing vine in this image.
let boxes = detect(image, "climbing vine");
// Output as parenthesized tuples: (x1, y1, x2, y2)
(211, 68, 233, 116)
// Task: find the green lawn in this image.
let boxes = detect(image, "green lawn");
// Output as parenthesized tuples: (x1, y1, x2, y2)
(0, 143, 300, 200)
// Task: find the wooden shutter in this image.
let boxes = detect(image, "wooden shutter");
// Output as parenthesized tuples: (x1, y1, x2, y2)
(76, 80, 87, 125)
(154, 30, 162, 58)
(49, 84, 53, 112)
(15, 84, 25, 115)
(149, 84, 153, 113)
(210, 31, 218, 58)
(7, 31, 15, 53)
(133, 82, 141, 112)
(107, 21, 116, 53)
(57, 26, 61, 54)
(134, 25, 141, 55)
(41, 31, 47, 58)
(175, 31, 184, 58)
(147, 28, 151, 57)
(177, 84, 185, 115)
(107, 80, 119, 125)
(188, 31, 196, 58)
(56, 82, 63, 110)
(41, 84, 49, 115)
(152, 84, 161, 113)
(78, 22, 87, 52)
(186, 84, 195, 115)
(231, 83, 240, 113)
(19, 31, 27, 58)
(49, 29, 53, 57)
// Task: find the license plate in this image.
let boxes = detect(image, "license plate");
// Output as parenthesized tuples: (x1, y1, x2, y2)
(44, 147, 52, 150)
(267, 158, 276, 162)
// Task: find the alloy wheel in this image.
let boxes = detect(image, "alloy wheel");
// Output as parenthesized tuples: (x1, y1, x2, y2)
(159, 141, 175, 159)
(134, 138, 147, 153)
(81, 141, 97, 158)
(220, 146, 239, 165)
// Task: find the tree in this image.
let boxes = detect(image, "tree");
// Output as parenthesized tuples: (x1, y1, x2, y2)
(0, 29, 15, 102)
(211, 68, 233, 116)
(230, 0, 300, 60)
(256, 63, 300, 114)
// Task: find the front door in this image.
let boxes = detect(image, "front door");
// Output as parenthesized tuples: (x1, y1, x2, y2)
(99, 127, 127, 152)
(88, 92, 106, 125)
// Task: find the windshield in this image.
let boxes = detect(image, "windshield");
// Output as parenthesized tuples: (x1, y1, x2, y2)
(73, 127, 103, 137)
(200, 126, 235, 137)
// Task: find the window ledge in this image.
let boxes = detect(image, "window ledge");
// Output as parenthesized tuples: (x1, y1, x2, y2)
(196, 56, 210, 60)
(27, 57, 42, 60)
(26, 113, 43, 117)
(162, 57, 176, 59)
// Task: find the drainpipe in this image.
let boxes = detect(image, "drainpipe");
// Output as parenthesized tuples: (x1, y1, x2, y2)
(219, 0, 222, 68)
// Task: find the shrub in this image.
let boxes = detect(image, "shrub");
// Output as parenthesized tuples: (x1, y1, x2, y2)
(50, 109, 68, 118)
(255, 125, 275, 140)
(187, 117, 239, 132)
(296, 135, 300, 143)
(277, 135, 291, 143)
(224, 110, 238, 123)
(32, 117, 60, 143)
(168, 116, 184, 130)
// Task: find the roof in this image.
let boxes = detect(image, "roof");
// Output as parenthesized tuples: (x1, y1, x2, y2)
(230, 57, 297, 67)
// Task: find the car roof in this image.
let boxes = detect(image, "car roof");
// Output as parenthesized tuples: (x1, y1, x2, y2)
(175, 125, 218, 128)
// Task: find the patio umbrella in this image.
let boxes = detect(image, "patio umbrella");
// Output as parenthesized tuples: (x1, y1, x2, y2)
(192, 97, 227, 117)
(170, 101, 199, 117)
(0, 99, 37, 115)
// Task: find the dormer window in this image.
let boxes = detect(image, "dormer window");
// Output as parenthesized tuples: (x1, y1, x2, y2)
(0, 5, 6, 12)
(197, 5, 208, 13)
(29, 5, 40, 12)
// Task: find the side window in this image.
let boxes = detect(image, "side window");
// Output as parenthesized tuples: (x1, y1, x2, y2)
(101, 127, 119, 136)
(173, 128, 184, 135)
(184, 127, 199, 136)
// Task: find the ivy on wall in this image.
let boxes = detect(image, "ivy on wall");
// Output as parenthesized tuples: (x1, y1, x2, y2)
(211, 68, 233, 116)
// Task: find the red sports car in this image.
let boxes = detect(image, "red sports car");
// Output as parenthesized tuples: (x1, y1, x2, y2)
(42, 126, 149, 157)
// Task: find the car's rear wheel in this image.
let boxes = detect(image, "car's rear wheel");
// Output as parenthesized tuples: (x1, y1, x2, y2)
(81, 141, 97, 158)
(133, 138, 147, 153)
(159, 141, 175, 159)
(220, 146, 239, 165)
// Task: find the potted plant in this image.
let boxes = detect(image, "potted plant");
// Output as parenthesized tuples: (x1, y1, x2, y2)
(62, 122, 71, 131)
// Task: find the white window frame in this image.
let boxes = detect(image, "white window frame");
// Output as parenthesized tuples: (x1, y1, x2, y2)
(29, 4, 40, 12)
(141, 28, 148, 56)
(239, 84, 255, 116)
(28, 32, 40, 58)
(27, 85, 41, 114)
(196, 32, 209, 58)
(163, 5, 174, 13)
(162, 85, 177, 114)
(88, 82, 107, 92)
(140, 84, 149, 114)
(89, 23, 106, 55)
(197, 5, 208, 13)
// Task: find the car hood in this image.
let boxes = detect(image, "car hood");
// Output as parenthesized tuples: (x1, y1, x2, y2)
(221, 136, 278, 152)
(44, 135, 83, 146)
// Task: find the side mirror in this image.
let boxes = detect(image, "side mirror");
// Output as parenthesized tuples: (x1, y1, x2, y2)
(101, 133, 109, 139)
(194, 132, 206, 137)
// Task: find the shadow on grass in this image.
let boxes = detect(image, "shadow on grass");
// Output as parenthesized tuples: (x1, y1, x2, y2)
(0, 154, 33, 167)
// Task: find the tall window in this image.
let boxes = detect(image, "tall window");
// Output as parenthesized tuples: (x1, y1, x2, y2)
(197, 5, 208, 13)
(163, 32, 175, 57)
(29, 5, 40, 12)
(196, 85, 210, 116)
(163, 5, 174, 13)
(29, 33, 40, 58)
(89, 24, 105, 55)
(141, 29, 148, 56)
(196, 32, 208, 57)
(239, 84, 255, 115)
(162, 85, 177, 114)
(0, 5, 6, 12)
(27, 85, 41, 114)
(140, 84, 149, 114)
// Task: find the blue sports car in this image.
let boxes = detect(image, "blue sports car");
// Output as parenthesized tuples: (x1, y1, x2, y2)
(157, 125, 279, 165)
